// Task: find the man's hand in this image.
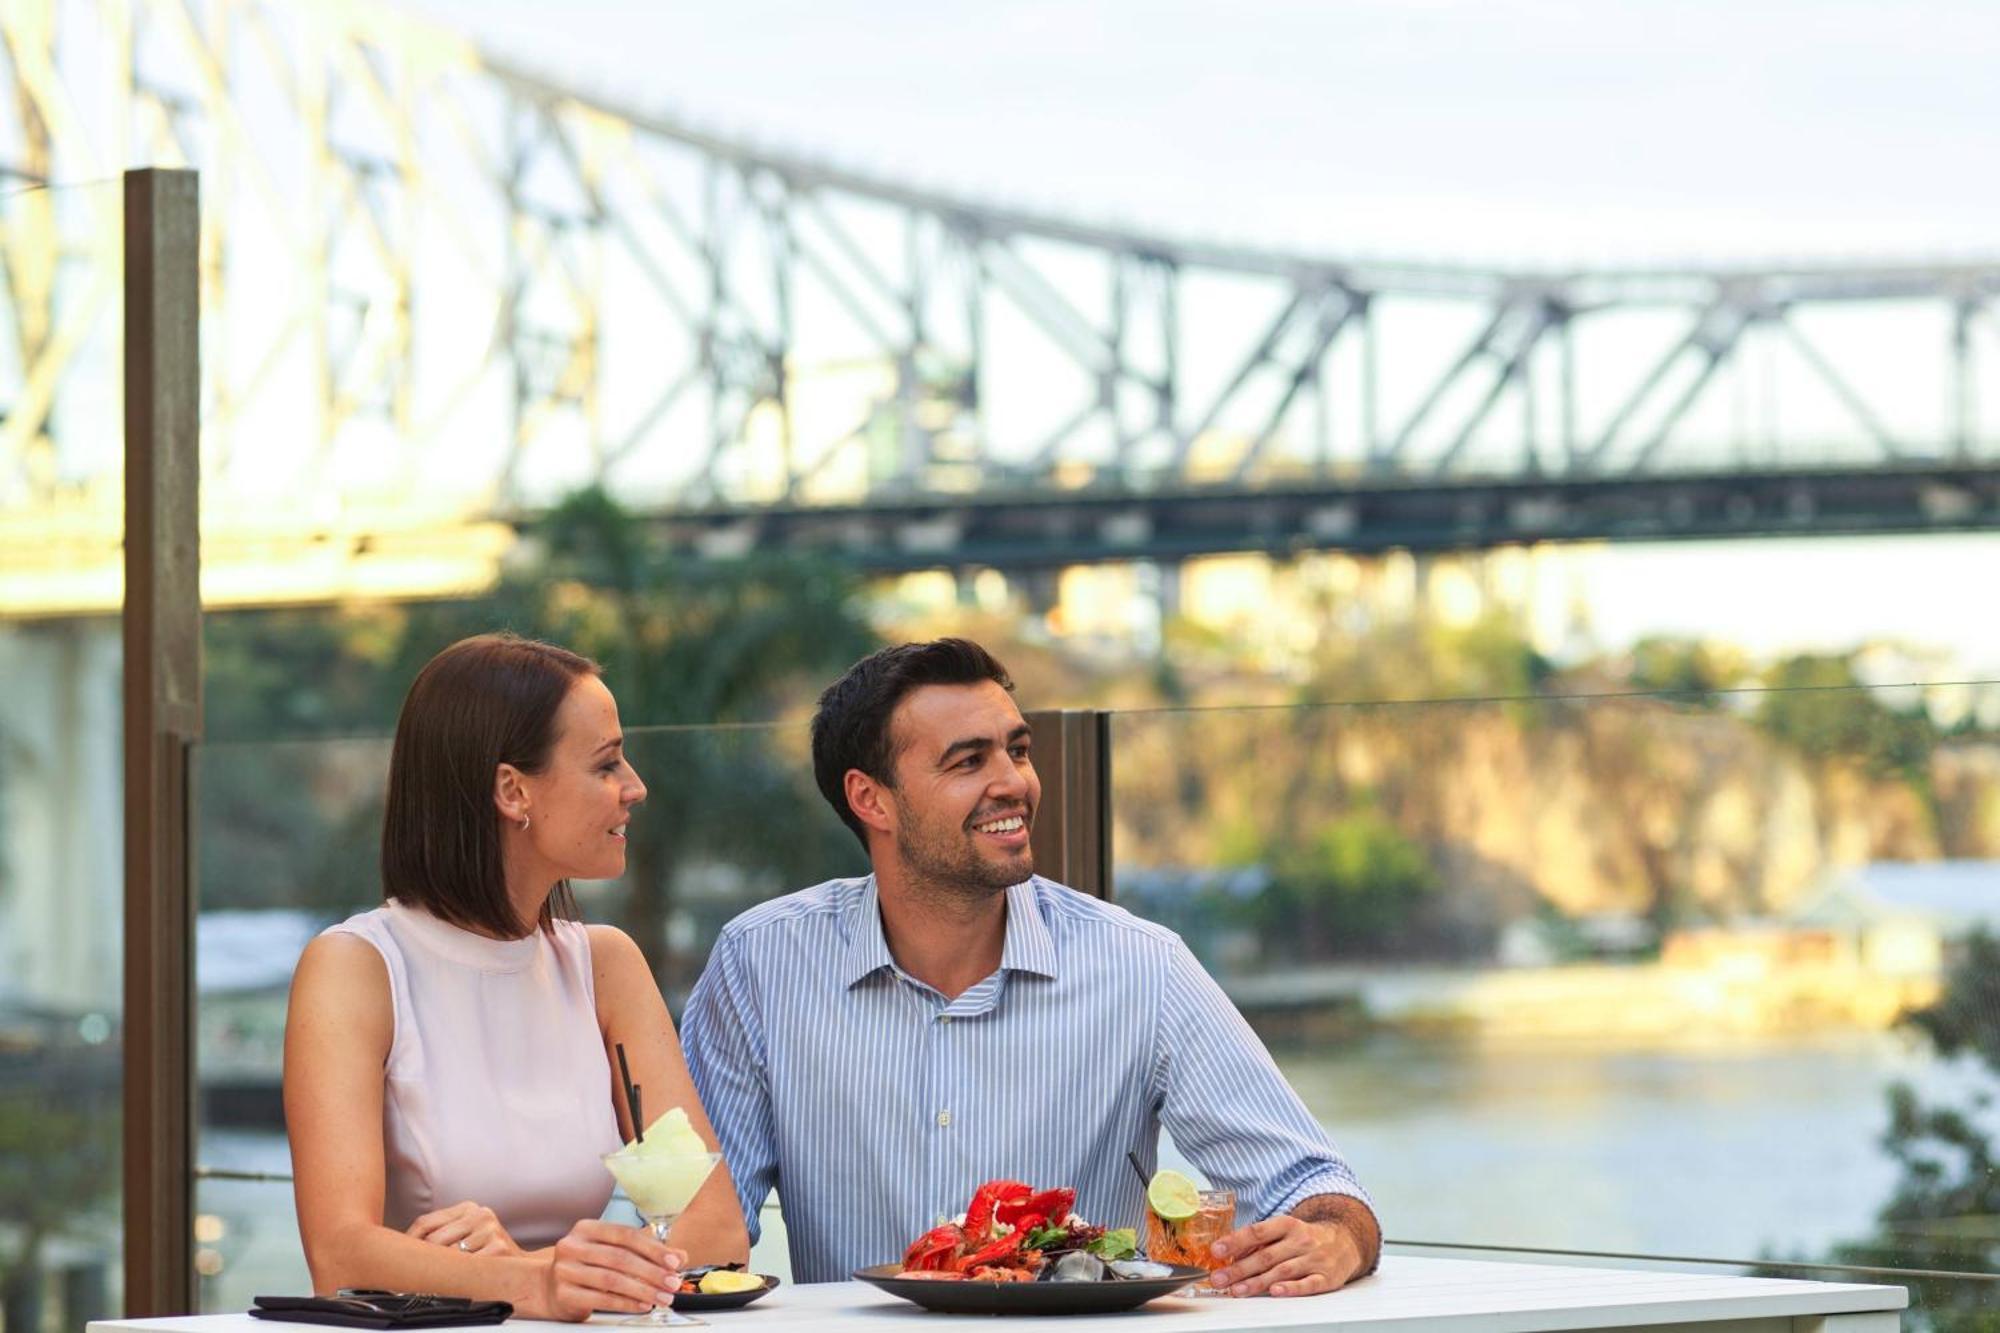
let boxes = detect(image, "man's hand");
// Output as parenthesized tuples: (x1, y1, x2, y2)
(1206, 1196, 1379, 1298)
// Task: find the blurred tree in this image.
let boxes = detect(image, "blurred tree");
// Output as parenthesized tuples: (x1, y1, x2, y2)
(201, 609, 408, 915)
(198, 739, 388, 915)
(1757, 653, 1938, 782)
(204, 606, 410, 741)
(0, 1044, 117, 1331)
(1223, 808, 1441, 961)
(1821, 931, 2000, 1330)
(1296, 612, 1552, 719)
(1625, 637, 1749, 704)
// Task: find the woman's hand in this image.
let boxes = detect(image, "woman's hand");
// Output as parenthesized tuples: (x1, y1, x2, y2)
(536, 1219, 686, 1322)
(407, 1201, 523, 1257)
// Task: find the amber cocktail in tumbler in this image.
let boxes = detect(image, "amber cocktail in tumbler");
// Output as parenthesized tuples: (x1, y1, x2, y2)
(1143, 1187, 1235, 1285)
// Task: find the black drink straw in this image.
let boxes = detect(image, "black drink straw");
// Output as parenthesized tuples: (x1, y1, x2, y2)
(615, 1042, 644, 1142)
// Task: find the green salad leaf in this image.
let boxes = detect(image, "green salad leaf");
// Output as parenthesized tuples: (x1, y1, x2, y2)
(1085, 1228, 1138, 1260)
(1022, 1223, 1070, 1250)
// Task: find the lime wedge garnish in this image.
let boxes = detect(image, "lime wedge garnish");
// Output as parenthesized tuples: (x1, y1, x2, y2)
(1147, 1168, 1200, 1221)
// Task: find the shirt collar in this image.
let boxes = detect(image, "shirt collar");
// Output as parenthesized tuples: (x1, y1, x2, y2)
(838, 877, 898, 989)
(998, 878, 1059, 980)
(838, 875, 1060, 989)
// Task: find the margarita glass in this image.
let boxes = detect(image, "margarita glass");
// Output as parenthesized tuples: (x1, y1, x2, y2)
(601, 1142, 720, 1327)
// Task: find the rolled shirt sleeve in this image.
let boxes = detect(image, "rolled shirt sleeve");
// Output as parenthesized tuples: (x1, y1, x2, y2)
(680, 926, 779, 1246)
(1153, 939, 1374, 1224)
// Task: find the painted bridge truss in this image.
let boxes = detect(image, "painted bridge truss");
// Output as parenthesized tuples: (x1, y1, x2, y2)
(3, 0, 2000, 599)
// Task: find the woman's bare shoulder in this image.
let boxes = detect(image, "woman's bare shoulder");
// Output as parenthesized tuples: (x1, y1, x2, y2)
(584, 921, 644, 968)
(290, 930, 392, 1027)
(584, 923, 670, 1029)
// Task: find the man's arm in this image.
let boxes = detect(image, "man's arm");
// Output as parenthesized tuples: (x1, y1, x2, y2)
(1152, 941, 1379, 1296)
(1293, 1193, 1381, 1275)
(679, 928, 779, 1247)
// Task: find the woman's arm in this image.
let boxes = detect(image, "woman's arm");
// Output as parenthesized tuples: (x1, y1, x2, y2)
(590, 925, 753, 1265)
(284, 933, 678, 1319)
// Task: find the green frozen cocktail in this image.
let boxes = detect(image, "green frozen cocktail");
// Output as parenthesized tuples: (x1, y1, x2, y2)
(602, 1108, 720, 1327)
(606, 1108, 717, 1217)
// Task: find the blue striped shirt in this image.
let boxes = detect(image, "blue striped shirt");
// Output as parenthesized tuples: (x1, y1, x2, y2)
(681, 875, 1371, 1284)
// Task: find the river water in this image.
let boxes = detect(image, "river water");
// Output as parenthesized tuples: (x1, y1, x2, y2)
(195, 1028, 1992, 1312)
(1254, 1030, 1988, 1263)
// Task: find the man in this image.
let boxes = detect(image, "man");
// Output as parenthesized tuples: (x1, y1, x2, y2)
(682, 638, 1379, 1294)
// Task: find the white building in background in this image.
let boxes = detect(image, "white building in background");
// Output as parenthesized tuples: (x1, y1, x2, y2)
(0, 620, 123, 1014)
(1789, 860, 2000, 978)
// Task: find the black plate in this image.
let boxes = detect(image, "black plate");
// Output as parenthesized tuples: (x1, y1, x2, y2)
(669, 1275, 780, 1312)
(853, 1263, 1206, 1315)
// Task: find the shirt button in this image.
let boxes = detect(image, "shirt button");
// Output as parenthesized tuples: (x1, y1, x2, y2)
(936, 1110, 952, 1127)
(939, 1015, 953, 1025)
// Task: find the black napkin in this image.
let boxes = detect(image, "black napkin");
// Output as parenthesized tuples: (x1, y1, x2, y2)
(250, 1293, 512, 1328)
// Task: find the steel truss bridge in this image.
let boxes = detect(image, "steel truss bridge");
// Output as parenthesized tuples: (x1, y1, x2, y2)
(2, 0, 1998, 609)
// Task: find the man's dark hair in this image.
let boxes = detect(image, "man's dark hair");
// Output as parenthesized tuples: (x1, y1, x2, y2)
(811, 638, 1015, 847)
(381, 632, 599, 937)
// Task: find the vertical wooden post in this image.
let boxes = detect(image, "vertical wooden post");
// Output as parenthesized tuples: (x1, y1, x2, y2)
(123, 166, 201, 1317)
(1023, 709, 1111, 899)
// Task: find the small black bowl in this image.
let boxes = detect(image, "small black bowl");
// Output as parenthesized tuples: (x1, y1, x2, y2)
(670, 1274, 781, 1312)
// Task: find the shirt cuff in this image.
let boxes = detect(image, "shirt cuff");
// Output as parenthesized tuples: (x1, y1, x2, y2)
(1268, 1172, 1374, 1222)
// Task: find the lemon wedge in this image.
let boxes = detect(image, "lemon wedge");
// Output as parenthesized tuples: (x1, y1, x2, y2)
(1146, 1168, 1200, 1221)
(698, 1270, 765, 1295)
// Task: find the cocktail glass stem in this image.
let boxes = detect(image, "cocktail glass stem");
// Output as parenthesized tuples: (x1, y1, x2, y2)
(615, 1213, 704, 1328)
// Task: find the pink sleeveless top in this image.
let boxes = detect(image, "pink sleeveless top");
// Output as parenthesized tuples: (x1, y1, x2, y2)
(324, 901, 621, 1247)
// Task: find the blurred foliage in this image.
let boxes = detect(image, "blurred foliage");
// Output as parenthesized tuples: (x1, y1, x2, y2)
(204, 606, 409, 742)
(1816, 931, 2000, 1330)
(1114, 610, 2000, 958)
(1757, 653, 1940, 782)
(1624, 636, 1751, 704)
(198, 740, 386, 917)
(1220, 808, 1441, 961)
(1298, 611, 1554, 705)
(1907, 933, 2000, 1073)
(0, 1045, 118, 1329)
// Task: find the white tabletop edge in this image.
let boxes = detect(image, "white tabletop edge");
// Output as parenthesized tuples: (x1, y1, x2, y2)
(84, 1255, 1912, 1333)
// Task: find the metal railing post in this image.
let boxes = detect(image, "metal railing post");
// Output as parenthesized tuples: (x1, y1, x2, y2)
(123, 165, 202, 1317)
(1023, 709, 1112, 899)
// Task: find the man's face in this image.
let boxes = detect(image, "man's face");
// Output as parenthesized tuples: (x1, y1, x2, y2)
(879, 680, 1040, 896)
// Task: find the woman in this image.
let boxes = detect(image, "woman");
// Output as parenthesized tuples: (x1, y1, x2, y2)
(284, 634, 749, 1321)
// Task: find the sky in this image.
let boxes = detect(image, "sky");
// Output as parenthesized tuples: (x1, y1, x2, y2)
(401, 0, 2000, 264)
(397, 0, 2000, 671)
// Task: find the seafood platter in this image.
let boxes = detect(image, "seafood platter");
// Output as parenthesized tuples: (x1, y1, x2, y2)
(853, 1179, 1207, 1315)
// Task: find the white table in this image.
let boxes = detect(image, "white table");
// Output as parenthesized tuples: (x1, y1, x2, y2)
(88, 1255, 1907, 1333)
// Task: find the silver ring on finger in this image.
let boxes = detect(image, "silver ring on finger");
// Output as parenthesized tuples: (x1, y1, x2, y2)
(458, 1239, 471, 1252)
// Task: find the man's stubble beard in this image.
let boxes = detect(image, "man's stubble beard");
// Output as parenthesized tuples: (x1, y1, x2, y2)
(890, 794, 1033, 907)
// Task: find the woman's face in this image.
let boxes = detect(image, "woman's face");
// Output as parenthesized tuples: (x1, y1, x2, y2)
(514, 674, 647, 883)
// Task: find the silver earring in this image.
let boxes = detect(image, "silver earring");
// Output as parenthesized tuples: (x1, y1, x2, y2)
(519, 815, 531, 832)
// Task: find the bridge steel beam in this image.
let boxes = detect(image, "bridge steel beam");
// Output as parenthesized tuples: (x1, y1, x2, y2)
(640, 462, 2000, 574)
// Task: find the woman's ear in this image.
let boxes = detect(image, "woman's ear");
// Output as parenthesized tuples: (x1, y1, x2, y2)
(494, 763, 531, 827)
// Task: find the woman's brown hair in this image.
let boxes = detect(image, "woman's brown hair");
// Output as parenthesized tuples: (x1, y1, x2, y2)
(381, 633, 600, 937)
